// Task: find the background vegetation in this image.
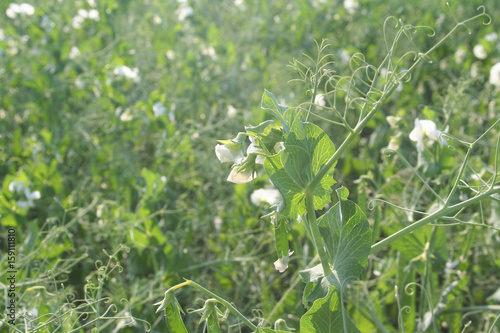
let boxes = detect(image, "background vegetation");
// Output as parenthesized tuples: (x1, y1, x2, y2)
(1, 0, 499, 331)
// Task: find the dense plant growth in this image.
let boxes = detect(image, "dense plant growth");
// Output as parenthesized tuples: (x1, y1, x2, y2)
(1, 0, 500, 332)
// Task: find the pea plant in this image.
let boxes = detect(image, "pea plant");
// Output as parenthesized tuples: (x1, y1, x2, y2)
(155, 8, 499, 332)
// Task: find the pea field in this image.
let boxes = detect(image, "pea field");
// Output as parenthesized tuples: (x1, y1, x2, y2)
(1, 0, 500, 332)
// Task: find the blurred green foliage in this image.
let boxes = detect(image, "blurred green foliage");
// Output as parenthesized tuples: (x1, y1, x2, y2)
(0, 0, 499, 331)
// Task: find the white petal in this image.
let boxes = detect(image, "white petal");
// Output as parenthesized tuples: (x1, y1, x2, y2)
(250, 188, 281, 206)
(153, 101, 167, 117)
(273, 251, 293, 273)
(21, 3, 35, 15)
(9, 181, 25, 194)
(255, 154, 266, 165)
(227, 165, 255, 184)
(489, 62, 500, 87)
(30, 191, 41, 200)
(409, 118, 424, 142)
(419, 120, 438, 140)
(215, 144, 234, 163)
(273, 257, 289, 273)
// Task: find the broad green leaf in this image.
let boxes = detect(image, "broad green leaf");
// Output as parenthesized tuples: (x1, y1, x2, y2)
(261, 90, 290, 132)
(300, 288, 360, 333)
(300, 200, 371, 305)
(264, 117, 336, 218)
(301, 272, 331, 307)
(318, 200, 371, 289)
(390, 222, 447, 271)
(245, 120, 283, 153)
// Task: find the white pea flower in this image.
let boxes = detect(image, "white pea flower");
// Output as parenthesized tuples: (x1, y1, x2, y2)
(113, 66, 140, 82)
(166, 50, 175, 60)
(273, 250, 294, 273)
(227, 164, 256, 184)
(234, 0, 245, 9)
(153, 101, 167, 117)
(153, 15, 162, 25)
(314, 93, 326, 106)
(473, 44, 487, 60)
(71, 15, 85, 29)
(8, 180, 25, 194)
(68, 46, 80, 59)
(201, 45, 217, 60)
(177, 6, 193, 21)
(72, 9, 99, 28)
(484, 32, 498, 42)
(213, 215, 223, 232)
(343, 0, 359, 14)
(87, 9, 99, 21)
(6, 3, 35, 19)
(115, 107, 133, 121)
(247, 137, 266, 164)
(215, 143, 244, 164)
(489, 62, 500, 87)
(409, 118, 448, 152)
(8, 180, 40, 209)
(227, 105, 237, 118)
(250, 188, 282, 206)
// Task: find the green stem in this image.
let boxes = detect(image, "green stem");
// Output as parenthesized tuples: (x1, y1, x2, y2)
(308, 80, 399, 192)
(169, 280, 257, 331)
(305, 191, 333, 276)
(441, 305, 500, 313)
(370, 187, 500, 253)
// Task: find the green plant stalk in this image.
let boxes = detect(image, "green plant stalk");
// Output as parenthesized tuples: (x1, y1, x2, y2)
(167, 280, 257, 331)
(441, 305, 500, 313)
(305, 191, 333, 276)
(370, 186, 500, 253)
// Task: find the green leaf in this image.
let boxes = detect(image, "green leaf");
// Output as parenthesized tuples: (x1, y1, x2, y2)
(264, 117, 336, 218)
(300, 288, 361, 333)
(299, 200, 371, 305)
(390, 223, 447, 271)
(301, 273, 331, 307)
(245, 120, 283, 153)
(318, 200, 371, 290)
(261, 90, 290, 132)
(336, 186, 350, 201)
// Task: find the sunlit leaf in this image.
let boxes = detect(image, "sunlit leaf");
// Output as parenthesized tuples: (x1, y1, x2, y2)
(261, 90, 290, 132)
(318, 200, 371, 289)
(264, 117, 336, 218)
(300, 288, 360, 333)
